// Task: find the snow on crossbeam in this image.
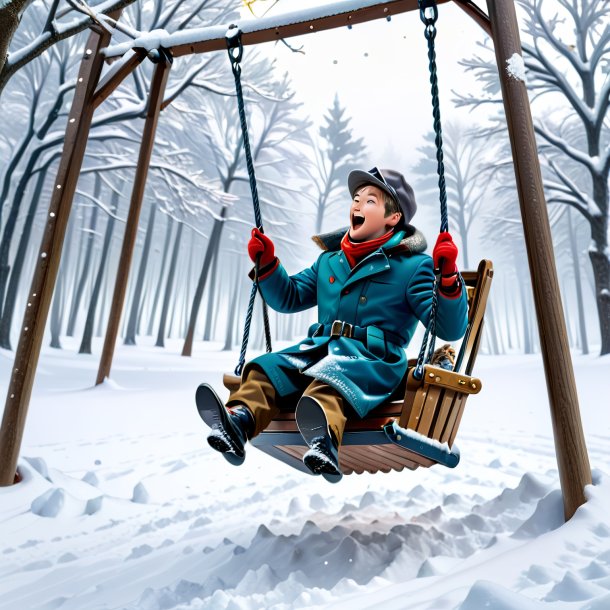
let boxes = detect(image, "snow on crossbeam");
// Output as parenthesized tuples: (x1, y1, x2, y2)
(102, 0, 450, 60)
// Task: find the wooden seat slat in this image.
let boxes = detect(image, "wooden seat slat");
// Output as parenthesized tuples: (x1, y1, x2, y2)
(448, 394, 468, 446)
(350, 445, 401, 470)
(338, 449, 365, 475)
(278, 444, 306, 462)
(365, 444, 415, 470)
(417, 386, 442, 436)
(432, 391, 458, 441)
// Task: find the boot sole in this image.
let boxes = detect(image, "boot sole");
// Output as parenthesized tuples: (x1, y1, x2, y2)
(296, 396, 343, 483)
(296, 396, 331, 446)
(195, 383, 245, 466)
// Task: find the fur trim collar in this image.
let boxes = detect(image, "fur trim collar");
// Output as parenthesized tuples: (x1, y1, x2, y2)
(311, 225, 427, 256)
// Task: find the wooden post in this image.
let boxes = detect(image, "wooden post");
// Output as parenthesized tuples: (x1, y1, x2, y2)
(487, 0, 592, 520)
(96, 50, 172, 385)
(0, 25, 114, 487)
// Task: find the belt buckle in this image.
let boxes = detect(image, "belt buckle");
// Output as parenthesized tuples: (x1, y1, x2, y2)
(330, 320, 353, 338)
(330, 320, 343, 338)
(342, 322, 353, 338)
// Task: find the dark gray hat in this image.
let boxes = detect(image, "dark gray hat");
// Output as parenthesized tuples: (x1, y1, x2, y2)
(347, 167, 417, 227)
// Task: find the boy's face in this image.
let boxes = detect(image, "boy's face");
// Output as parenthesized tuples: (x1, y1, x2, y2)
(348, 185, 401, 242)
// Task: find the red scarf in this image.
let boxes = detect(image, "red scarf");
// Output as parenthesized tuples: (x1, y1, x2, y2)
(340, 230, 395, 268)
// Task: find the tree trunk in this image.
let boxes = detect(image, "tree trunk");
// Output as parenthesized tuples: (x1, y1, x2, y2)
(168, 257, 183, 339)
(561, 281, 576, 347)
(95, 52, 172, 385)
(80, 192, 118, 354)
(66, 176, 102, 336)
(50, 223, 76, 350)
(589, 249, 610, 355)
(566, 209, 588, 354)
(156, 220, 183, 348)
(0, 147, 43, 336)
(315, 162, 335, 234)
(49, 208, 78, 349)
(182, 227, 196, 338)
(202, 245, 219, 341)
(124, 203, 156, 345)
(0, 161, 50, 349)
(146, 212, 172, 336)
(136, 266, 151, 336)
(49, 271, 64, 349)
(182, 206, 227, 357)
(513, 251, 534, 354)
(588, 176, 609, 355)
(486, 300, 501, 355)
(69, 203, 88, 328)
(96, 264, 110, 338)
(520, 277, 533, 354)
(223, 260, 241, 352)
(0, 0, 30, 104)
(210, 260, 223, 343)
(504, 283, 514, 350)
(315, 193, 326, 235)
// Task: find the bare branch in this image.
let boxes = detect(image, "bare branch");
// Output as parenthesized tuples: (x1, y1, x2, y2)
(545, 196, 594, 223)
(546, 158, 589, 205)
(0, 0, 137, 98)
(522, 40, 593, 124)
(534, 122, 594, 171)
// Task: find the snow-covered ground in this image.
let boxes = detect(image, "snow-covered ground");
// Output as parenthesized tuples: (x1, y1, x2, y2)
(0, 338, 609, 610)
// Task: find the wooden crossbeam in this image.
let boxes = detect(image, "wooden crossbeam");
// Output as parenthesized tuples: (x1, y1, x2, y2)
(103, 0, 490, 62)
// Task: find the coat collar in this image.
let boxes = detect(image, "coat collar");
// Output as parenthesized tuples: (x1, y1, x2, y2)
(312, 224, 427, 256)
(321, 228, 427, 289)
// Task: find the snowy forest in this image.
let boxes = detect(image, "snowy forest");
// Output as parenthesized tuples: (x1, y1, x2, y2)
(0, 0, 607, 363)
(1, 1, 610, 610)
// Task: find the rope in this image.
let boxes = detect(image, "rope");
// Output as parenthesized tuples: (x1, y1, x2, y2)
(226, 26, 273, 376)
(414, 0, 449, 380)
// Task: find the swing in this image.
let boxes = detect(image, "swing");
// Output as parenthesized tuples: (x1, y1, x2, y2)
(220, 1, 493, 475)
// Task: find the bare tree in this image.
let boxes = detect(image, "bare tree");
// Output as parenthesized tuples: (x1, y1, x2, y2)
(0, 0, 239, 349)
(66, 174, 102, 336)
(181, 66, 313, 357)
(155, 218, 184, 348)
(310, 94, 365, 234)
(412, 121, 491, 268)
(0, 0, 136, 99)
(457, 0, 610, 354)
(79, 186, 122, 354)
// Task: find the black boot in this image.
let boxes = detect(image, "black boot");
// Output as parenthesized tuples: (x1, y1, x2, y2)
(296, 396, 343, 484)
(195, 384, 255, 466)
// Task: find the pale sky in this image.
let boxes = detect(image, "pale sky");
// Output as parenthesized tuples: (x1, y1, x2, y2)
(243, 1, 491, 173)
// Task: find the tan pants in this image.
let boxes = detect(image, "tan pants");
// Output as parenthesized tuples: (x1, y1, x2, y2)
(227, 367, 347, 444)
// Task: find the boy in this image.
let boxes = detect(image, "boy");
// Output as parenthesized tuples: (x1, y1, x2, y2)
(196, 167, 468, 482)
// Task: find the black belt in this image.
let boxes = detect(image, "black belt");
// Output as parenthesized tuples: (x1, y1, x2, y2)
(309, 320, 403, 347)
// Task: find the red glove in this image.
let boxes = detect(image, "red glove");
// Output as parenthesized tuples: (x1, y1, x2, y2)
(433, 232, 459, 294)
(247, 228, 276, 267)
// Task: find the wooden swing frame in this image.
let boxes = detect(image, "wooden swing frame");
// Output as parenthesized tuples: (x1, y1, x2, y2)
(223, 260, 493, 475)
(0, 0, 592, 521)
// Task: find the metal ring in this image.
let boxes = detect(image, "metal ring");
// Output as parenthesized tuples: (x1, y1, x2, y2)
(225, 25, 244, 64)
(418, 0, 438, 26)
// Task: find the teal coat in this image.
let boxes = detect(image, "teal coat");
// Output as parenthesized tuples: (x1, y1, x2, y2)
(247, 227, 468, 418)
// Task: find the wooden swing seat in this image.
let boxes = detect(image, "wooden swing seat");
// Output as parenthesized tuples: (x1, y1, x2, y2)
(223, 259, 493, 476)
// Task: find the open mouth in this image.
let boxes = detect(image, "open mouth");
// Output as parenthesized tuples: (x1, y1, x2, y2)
(351, 213, 365, 229)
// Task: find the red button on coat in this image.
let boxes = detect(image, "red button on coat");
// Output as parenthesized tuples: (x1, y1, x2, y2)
(329, 276, 335, 283)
